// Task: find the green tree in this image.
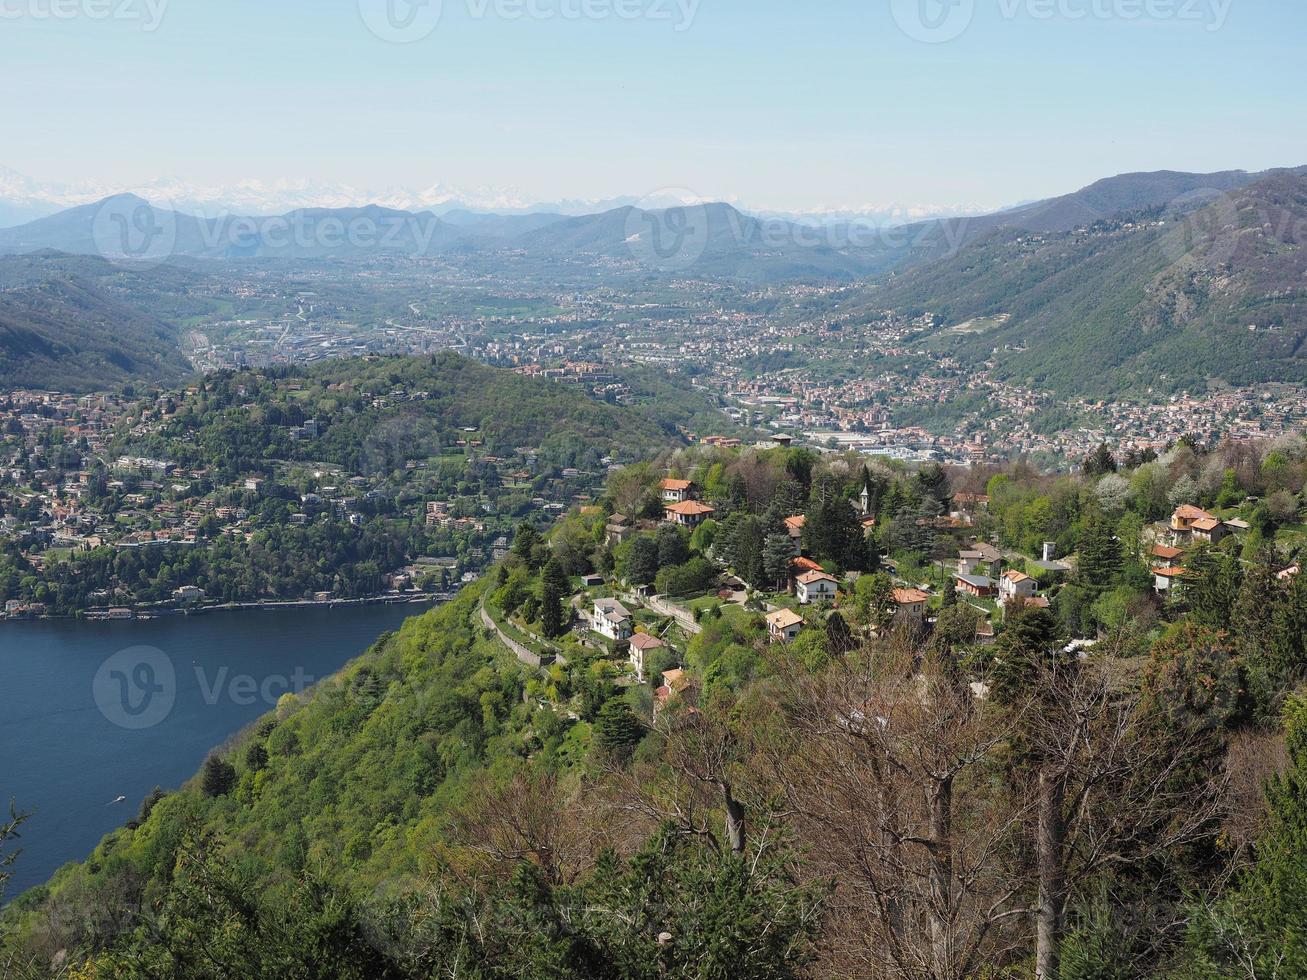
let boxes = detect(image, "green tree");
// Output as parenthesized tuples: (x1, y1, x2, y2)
(1083, 443, 1117, 477)
(201, 754, 237, 798)
(593, 698, 645, 757)
(825, 611, 856, 655)
(540, 558, 570, 639)
(1183, 543, 1243, 631)
(855, 572, 896, 633)
(1180, 695, 1307, 977)
(512, 521, 543, 569)
(619, 536, 660, 586)
(1075, 508, 1122, 594)
(655, 523, 689, 569)
(762, 533, 797, 591)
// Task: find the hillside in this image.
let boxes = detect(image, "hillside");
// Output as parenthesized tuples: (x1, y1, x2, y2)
(855, 170, 1307, 395)
(0, 270, 190, 391)
(6, 435, 1307, 977)
(117, 352, 716, 475)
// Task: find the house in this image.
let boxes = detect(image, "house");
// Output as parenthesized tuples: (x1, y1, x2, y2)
(1154, 565, 1189, 594)
(1170, 505, 1230, 545)
(953, 492, 990, 510)
(795, 570, 839, 605)
(580, 574, 605, 588)
(892, 588, 929, 625)
(766, 608, 804, 643)
(606, 512, 635, 546)
(593, 598, 634, 641)
(629, 632, 666, 682)
(1149, 544, 1185, 568)
(783, 515, 806, 540)
(1278, 564, 1301, 582)
(664, 500, 716, 528)
(1190, 517, 1229, 545)
(998, 570, 1036, 608)
(172, 585, 206, 604)
(1171, 504, 1216, 534)
(954, 573, 995, 598)
(958, 542, 1002, 577)
(655, 668, 698, 710)
(660, 478, 694, 503)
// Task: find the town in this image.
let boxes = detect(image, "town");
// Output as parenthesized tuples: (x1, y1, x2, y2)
(168, 255, 1307, 471)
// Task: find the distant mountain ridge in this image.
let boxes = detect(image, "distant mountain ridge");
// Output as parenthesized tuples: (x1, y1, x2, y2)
(5, 166, 1300, 283)
(853, 168, 1307, 396)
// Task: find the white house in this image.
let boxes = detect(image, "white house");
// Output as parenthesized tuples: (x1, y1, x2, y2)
(795, 570, 839, 605)
(1154, 566, 1188, 595)
(998, 570, 1037, 608)
(660, 478, 693, 503)
(593, 598, 634, 641)
(664, 500, 716, 528)
(766, 608, 804, 643)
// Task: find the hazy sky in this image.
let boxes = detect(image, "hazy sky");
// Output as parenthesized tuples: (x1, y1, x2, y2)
(3, 0, 1304, 212)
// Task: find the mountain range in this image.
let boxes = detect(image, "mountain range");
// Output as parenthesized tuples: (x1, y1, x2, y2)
(849, 167, 1307, 396)
(0, 167, 975, 231)
(0, 165, 1303, 395)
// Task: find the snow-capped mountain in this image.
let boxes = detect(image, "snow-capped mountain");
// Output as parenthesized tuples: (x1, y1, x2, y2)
(0, 167, 987, 229)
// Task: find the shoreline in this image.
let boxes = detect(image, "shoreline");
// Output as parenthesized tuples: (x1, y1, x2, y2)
(6, 592, 458, 624)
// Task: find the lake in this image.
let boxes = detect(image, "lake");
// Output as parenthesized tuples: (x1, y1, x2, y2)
(0, 601, 436, 897)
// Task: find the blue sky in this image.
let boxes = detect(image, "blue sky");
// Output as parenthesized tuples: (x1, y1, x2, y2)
(2, 0, 1304, 212)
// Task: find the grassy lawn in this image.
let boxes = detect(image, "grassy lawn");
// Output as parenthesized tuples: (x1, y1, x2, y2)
(687, 595, 721, 613)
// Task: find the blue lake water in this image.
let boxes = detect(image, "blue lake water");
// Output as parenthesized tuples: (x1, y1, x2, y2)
(0, 602, 435, 897)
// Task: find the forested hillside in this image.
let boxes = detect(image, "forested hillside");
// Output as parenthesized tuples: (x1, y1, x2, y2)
(0, 275, 189, 392)
(857, 170, 1307, 396)
(6, 431, 1307, 977)
(120, 352, 713, 474)
(0, 353, 718, 616)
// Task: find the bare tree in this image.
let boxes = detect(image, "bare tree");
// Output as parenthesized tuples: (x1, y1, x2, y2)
(600, 700, 758, 858)
(441, 768, 617, 888)
(759, 647, 1034, 980)
(1019, 650, 1225, 979)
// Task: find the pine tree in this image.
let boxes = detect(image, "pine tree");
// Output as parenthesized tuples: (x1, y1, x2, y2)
(1083, 443, 1117, 477)
(201, 755, 236, 798)
(593, 698, 645, 756)
(1185, 543, 1243, 631)
(825, 611, 856, 655)
(540, 558, 570, 639)
(762, 533, 797, 590)
(656, 523, 690, 568)
(512, 521, 543, 568)
(1075, 508, 1122, 594)
(620, 536, 660, 586)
